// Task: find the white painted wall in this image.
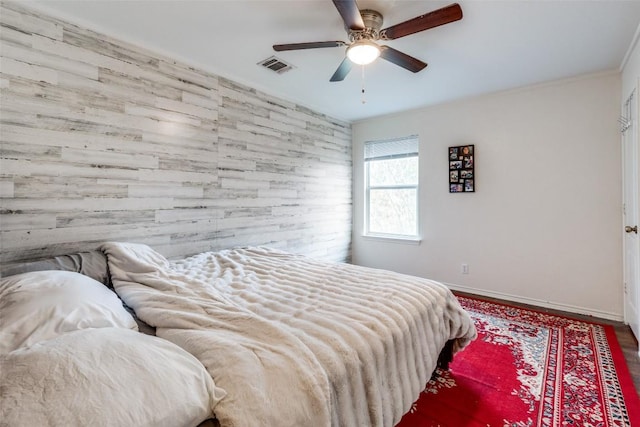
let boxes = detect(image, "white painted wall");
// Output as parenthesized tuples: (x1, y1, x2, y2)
(352, 72, 623, 320)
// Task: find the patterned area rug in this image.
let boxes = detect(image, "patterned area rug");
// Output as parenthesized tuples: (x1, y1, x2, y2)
(397, 296, 640, 427)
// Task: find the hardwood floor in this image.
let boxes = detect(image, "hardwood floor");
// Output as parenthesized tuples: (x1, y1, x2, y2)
(454, 291, 640, 394)
(615, 323, 640, 394)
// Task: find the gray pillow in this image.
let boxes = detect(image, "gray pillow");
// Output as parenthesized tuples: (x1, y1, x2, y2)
(0, 251, 111, 286)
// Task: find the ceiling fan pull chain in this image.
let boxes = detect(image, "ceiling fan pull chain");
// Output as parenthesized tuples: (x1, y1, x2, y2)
(361, 65, 366, 104)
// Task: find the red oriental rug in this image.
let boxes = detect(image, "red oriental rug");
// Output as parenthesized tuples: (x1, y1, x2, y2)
(397, 296, 640, 427)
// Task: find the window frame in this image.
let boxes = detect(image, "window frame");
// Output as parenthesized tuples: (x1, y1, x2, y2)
(363, 136, 420, 242)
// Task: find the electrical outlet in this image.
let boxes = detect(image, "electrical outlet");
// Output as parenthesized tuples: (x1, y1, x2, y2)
(461, 263, 469, 274)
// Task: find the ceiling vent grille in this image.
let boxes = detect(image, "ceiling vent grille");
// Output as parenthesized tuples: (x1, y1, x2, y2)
(258, 56, 295, 74)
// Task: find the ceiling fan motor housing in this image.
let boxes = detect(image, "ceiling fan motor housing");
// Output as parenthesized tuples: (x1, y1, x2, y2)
(349, 9, 383, 42)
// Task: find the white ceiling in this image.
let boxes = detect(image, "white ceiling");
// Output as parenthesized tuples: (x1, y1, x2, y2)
(24, 0, 640, 122)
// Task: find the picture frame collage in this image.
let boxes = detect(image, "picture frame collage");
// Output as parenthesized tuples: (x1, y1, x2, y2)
(449, 144, 474, 193)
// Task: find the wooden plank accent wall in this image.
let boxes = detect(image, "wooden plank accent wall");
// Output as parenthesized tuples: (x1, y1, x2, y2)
(0, 2, 352, 268)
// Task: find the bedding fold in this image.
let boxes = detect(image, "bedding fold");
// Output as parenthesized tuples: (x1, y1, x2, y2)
(102, 242, 476, 427)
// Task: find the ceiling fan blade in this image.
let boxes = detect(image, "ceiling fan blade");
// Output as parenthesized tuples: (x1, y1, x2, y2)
(381, 3, 462, 40)
(273, 41, 347, 51)
(379, 46, 427, 73)
(330, 58, 353, 82)
(332, 0, 365, 31)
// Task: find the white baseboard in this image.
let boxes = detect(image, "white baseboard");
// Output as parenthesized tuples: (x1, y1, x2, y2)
(443, 282, 624, 322)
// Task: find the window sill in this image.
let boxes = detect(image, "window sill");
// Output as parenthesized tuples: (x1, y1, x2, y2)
(362, 234, 422, 245)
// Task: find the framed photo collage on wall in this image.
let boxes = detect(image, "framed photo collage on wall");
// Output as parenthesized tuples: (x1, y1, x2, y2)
(449, 144, 474, 193)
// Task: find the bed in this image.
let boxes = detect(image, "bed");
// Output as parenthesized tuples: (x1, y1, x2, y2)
(0, 243, 477, 427)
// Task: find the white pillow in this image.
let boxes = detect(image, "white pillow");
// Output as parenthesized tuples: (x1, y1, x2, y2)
(0, 328, 226, 427)
(0, 270, 138, 354)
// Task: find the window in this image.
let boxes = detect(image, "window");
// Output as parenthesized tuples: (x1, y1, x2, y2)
(364, 136, 419, 240)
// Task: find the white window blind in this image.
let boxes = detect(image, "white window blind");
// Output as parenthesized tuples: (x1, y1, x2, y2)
(364, 136, 419, 162)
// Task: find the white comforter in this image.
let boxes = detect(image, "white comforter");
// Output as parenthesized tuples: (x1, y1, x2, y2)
(102, 242, 476, 427)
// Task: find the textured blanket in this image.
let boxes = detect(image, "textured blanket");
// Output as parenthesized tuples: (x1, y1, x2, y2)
(102, 242, 476, 427)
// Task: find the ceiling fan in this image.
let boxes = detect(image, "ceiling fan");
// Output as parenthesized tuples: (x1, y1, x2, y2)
(273, 0, 463, 82)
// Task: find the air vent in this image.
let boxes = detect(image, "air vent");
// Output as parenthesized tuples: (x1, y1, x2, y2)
(258, 56, 295, 74)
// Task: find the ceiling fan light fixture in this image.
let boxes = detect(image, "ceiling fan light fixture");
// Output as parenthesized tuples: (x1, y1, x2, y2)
(346, 40, 380, 65)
